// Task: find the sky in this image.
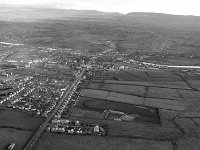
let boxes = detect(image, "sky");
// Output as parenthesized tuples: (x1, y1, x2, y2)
(1, 0, 200, 16)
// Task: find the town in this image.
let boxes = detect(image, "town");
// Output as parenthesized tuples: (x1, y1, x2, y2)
(0, 39, 200, 150)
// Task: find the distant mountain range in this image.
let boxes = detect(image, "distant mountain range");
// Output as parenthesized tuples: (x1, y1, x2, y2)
(0, 7, 121, 21)
(0, 6, 200, 28)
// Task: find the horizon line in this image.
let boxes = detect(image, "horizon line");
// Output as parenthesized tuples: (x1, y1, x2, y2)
(1, 4, 200, 17)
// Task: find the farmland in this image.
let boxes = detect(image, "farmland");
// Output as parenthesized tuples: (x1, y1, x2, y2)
(0, 108, 44, 150)
(59, 69, 200, 150)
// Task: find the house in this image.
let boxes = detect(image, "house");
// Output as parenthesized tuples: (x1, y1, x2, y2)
(7, 143, 15, 150)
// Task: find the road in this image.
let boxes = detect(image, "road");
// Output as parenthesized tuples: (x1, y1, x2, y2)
(23, 59, 93, 150)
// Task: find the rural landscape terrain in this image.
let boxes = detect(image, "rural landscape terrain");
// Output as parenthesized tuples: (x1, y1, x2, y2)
(0, 6, 200, 150)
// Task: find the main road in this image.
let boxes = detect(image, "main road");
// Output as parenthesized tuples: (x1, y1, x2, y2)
(23, 59, 93, 150)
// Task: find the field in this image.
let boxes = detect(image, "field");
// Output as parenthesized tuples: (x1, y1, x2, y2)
(0, 108, 44, 150)
(72, 96, 160, 124)
(62, 69, 200, 142)
(59, 69, 200, 149)
(108, 69, 182, 82)
(35, 132, 173, 150)
(0, 129, 32, 150)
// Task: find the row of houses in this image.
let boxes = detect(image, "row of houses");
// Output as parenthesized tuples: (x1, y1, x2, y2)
(47, 119, 107, 136)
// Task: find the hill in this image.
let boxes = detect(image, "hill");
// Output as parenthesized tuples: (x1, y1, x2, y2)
(0, 7, 121, 21)
(0, 7, 200, 65)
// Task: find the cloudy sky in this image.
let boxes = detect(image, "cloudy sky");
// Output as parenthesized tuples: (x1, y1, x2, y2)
(1, 0, 200, 16)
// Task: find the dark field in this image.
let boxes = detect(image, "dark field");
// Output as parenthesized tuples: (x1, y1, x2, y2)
(74, 96, 160, 124)
(35, 132, 173, 150)
(108, 69, 182, 81)
(0, 108, 44, 150)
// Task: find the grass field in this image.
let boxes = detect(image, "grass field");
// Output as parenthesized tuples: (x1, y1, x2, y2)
(108, 69, 183, 82)
(88, 82, 146, 96)
(0, 129, 32, 150)
(103, 80, 190, 89)
(35, 132, 173, 150)
(69, 108, 105, 119)
(0, 108, 44, 149)
(0, 108, 44, 130)
(73, 96, 160, 124)
(81, 89, 145, 105)
(68, 116, 183, 140)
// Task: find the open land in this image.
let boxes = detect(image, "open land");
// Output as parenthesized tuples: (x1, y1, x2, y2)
(60, 69, 200, 150)
(0, 108, 44, 150)
(0, 7, 200, 150)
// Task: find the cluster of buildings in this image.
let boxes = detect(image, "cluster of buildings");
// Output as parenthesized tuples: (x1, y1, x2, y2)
(104, 110, 138, 122)
(46, 119, 107, 136)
